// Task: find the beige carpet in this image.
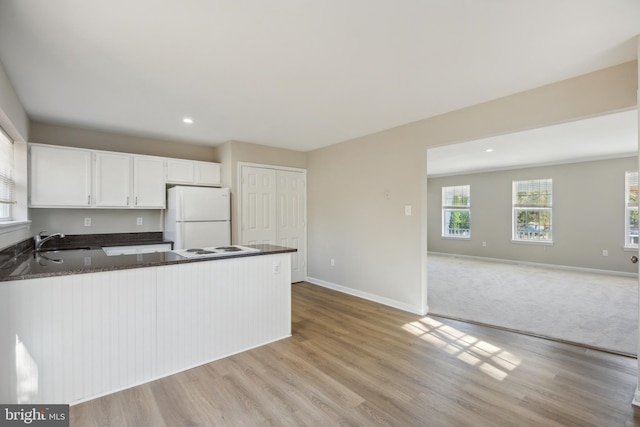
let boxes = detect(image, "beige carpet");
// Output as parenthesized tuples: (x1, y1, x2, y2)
(427, 253, 638, 355)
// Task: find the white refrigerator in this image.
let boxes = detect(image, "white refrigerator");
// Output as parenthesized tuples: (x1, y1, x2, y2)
(165, 186, 231, 250)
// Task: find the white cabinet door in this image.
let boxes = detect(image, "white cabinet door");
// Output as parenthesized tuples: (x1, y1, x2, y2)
(166, 159, 221, 186)
(166, 159, 195, 184)
(94, 152, 131, 207)
(195, 162, 220, 186)
(133, 156, 165, 208)
(30, 144, 93, 207)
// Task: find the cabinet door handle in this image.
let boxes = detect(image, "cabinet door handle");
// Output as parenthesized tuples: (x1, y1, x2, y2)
(88, 195, 91, 205)
(126, 196, 129, 205)
(135, 196, 138, 206)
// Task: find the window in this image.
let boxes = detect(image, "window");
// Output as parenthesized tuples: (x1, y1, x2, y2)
(0, 128, 14, 221)
(512, 179, 552, 243)
(625, 171, 638, 248)
(442, 185, 470, 238)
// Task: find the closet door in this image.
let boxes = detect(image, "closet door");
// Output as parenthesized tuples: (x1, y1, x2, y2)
(277, 170, 307, 283)
(240, 165, 307, 283)
(241, 166, 277, 245)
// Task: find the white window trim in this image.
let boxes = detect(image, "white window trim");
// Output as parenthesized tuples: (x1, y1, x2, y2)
(0, 122, 30, 233)
(441, 185, 471, 239)
(0, 220, 31, 234)
(511, 179, 553, 244)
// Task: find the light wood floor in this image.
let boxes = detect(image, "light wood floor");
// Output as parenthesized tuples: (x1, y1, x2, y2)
(71, 282, 640, 426)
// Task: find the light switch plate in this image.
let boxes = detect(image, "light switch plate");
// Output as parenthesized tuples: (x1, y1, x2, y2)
(404, 205, 412, 216)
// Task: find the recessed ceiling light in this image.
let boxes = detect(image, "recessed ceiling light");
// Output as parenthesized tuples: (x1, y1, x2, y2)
(485, 148, 494, 153)
(183, 117, 194, 124)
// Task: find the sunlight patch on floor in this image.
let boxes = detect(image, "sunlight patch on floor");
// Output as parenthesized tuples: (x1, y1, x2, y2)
(402, 317, 521, 381)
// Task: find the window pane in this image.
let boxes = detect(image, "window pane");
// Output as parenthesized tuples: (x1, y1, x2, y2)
(444, 209, 470, 237)
(514, 179, 552, 206)
(515, 209, 551, 241)
(628, 207, 638, 246)
(443, 185, 470, 207)
(627, 172, 638, 205)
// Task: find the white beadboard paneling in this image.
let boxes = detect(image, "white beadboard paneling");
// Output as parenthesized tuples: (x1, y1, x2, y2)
(156, 254, 292, 378)
(0, 281, 11, 403)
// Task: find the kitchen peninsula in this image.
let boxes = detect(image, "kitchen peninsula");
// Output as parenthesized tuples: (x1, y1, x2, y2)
(0, 235, 295, 405)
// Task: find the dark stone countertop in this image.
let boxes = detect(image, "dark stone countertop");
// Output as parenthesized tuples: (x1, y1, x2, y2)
(0, 234, 296, 282)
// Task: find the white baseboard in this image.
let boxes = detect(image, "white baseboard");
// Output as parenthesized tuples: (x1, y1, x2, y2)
(305, 276, 428, 316)
(427, 251, 638, 278)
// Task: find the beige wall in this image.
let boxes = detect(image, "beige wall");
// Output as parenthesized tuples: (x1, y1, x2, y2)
(428, 156, 637, 273)
(0, 61, 28, 141)
(307, 60, 638, 314)
(30, 121, 218, 161)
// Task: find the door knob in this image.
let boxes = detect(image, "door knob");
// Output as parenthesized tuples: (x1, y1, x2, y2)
(631, 255, 638, 264)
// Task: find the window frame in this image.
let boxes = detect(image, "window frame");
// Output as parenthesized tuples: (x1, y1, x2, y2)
(441, 184, 471, 239)
(625, 171, 638, 249)
(0, 127, 14, 221)
(512, 178, 553, 244)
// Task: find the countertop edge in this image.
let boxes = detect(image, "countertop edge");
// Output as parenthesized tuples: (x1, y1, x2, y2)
(0, 246, 297, 282)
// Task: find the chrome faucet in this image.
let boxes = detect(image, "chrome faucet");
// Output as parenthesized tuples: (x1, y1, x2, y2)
(35, 231, 66, 251)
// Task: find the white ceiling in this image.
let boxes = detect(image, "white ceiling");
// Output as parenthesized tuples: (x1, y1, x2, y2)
(0, 1, 639, 152)
(427, 109, 638, 177)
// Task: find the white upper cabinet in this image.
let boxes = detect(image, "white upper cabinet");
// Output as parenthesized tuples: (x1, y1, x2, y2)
(29, 144, 93, 207)
(94, 152, 131, 207)
(95, 153, 164, 209)
(29, 143, 219, 209)
(166, 159, 221, 186)
(132, 156, 165, 208)
(166, 159, 195, 184)
(195, 162, 221, 186)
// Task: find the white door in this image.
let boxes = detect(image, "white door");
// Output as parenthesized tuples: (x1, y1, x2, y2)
(241, 166, 277, 245)
(240, 164, 307, 283)
(277, 170, 307, 283)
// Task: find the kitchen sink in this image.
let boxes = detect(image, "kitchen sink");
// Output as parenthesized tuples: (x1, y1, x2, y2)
(102, 243, 172, 256)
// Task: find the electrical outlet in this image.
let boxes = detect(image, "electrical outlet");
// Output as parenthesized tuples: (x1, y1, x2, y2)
(84, 218, 91, 227)
(273, 262, 281, 274)
(602, 249, 608, 257)
(482, 241, 487, 247)
(405, 205, 412, 216)
(137, 217, 143, 226)
(330, 258, 335, 266)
